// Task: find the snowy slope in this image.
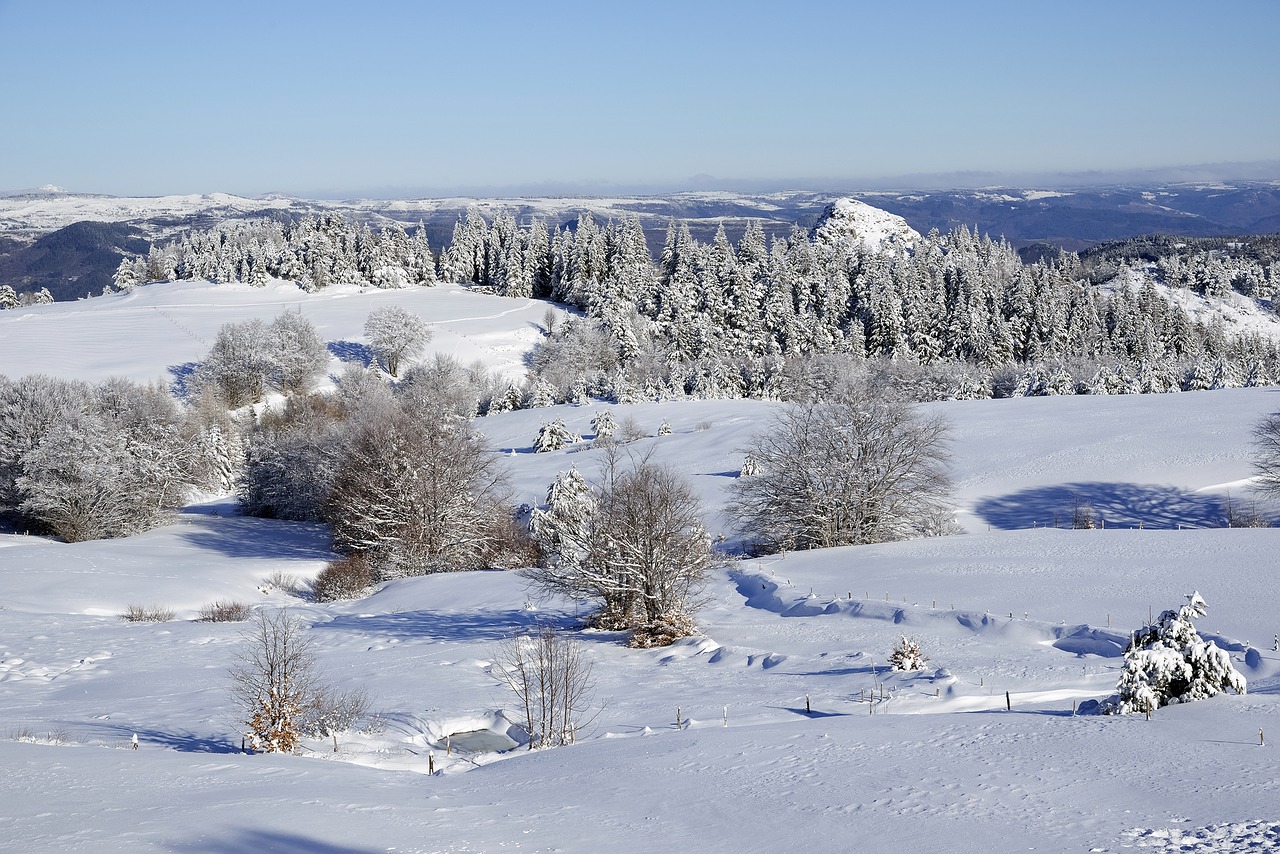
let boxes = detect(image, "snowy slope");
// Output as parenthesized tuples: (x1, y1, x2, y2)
(0, 279, 559, 385)
(3, 289, 1280, 852)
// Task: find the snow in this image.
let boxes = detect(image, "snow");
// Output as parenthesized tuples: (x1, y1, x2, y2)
(4, 286, 1280, 852)
(0, 279, 558, 385)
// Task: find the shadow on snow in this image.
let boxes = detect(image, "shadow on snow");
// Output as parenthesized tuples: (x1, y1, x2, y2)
(973, 481, 1237, 531)
(315, 608, 580, 644)
(327, 340, 373, 367)
(81, 722, 240, 754)
(178, 516, 335, 562)
(168, 829, 385, 854)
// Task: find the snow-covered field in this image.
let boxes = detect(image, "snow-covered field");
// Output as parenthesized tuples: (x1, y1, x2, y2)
(3, 282, 1280, 853)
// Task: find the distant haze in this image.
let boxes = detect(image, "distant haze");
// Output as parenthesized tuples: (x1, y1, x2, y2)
(1, 1, 1277, 197)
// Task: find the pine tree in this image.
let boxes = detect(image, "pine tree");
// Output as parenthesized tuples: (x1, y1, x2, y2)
(534, 419, 579, 453)
(1107, 592, 1246, 714)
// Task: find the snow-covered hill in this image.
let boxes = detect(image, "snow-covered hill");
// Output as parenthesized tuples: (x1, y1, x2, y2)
(0, 279, 558, 385)
(3, 285, 1280, 852)
(812, 197, 920, 251)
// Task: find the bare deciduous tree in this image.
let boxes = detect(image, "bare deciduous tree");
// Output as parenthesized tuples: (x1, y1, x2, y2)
(727, 390, 954, 553)
(1251, 412, 1280, 498)
(492, 626, 596, 749)
(229, 610, 317, 753)
(229, 609, 371, 750)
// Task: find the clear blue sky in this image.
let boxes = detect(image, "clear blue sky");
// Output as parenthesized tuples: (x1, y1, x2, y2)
(1, 0, 1277, 197)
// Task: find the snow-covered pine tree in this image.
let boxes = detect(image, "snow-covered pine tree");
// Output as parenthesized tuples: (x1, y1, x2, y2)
(533, 419, 579, 453)
(591, 409, 617, 440)
(889, 636, 929, 672)
(528, 467, 597, 570)
(1106, 591, 1246, 714)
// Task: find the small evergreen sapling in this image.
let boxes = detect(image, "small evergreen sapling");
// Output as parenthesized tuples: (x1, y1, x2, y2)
(534, 419, 579, 453)
(591, 409, 617, 440)
(889, 636, 929, 672)
(1106, 591, 1246, 715)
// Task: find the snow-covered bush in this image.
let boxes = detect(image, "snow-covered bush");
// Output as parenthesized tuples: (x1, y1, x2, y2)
(299, 683, 371, 738)
(230, 610, 316, 753)
(525, 450, 714, 643)
(193, 319, 274, 407)
(1105, 592, 1246, 715)
(889, 636, 929, 672)
(727, 387, 953, 553)
(16, 379, 197, 542)
(327, 404, 510, 578)
(533, 419, 579, 453)
(266, 312, 329, 395)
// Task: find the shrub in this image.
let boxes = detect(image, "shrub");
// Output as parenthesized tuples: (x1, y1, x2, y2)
(525, 449, 713, 643)
(230, 610, 315, 753)
(121, 604, 175, 622)
(197, 600, 252, 622)
(262, 570, 303, 596)
(312, 554, 375, 602)
(300, 684, 372, 737)
(629, 613, 698, 649)
(482, 513, 543, 570)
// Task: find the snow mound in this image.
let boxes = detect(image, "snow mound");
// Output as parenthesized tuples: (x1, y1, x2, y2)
(811, 197, 919, 253)
(1120, 821, 1280, 851)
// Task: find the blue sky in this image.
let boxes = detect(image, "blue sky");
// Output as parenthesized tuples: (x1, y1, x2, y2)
(1, 0, 1277, 197)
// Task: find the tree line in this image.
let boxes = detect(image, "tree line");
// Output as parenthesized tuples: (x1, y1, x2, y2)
(109, 206, 1280, 406)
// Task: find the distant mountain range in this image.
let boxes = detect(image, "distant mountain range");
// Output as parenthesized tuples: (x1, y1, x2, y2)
(2, 181, 1278, 301)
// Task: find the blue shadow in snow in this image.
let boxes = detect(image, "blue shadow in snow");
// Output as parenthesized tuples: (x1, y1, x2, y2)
(327, 340, 373, 366)
(168, 829, 385, 854)
(316, 608, 579, 644)
(178, 516, 335, 562)
(168, 361, 201, 401)
(772, 706, 852, 719)
(81, 722, 240, 754)
(973, 482, 1233, 531)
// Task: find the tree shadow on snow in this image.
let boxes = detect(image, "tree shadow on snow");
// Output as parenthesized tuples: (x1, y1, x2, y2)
(81, 722, 240, 754)
(327, 340, 373, 366)
(973, 482, 1232, 531)
(168, 361, 201, 401)
(168, 829, 385, 854)
(315, 608, 580, 644)
(178, 517, 335, 562)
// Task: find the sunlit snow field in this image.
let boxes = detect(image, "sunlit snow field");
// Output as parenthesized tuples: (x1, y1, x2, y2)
(2, 281, 1279, 853)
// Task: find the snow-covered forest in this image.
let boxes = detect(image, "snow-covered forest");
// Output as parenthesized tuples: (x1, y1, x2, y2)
(106, 200, 1280, 406)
